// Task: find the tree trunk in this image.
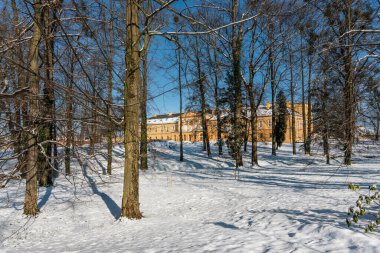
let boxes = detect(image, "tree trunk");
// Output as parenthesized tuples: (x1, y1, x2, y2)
(24, 0, 42, 216)
(375, 114, 379, 141)
(232, 0, 243, 167)
(289, 45, 297, 155)
(269, 24, 276, 156)
(89, 90, 96, 156)
(322, 81, 330, 164)
(212, 48, 222, 155)
(107, 2, 114, 174)
(305, 55, 312, 155)
(39, 2, 55, 187)
(178, 49, 184, 161)
(121, 0, 143, 219)
(195, 41, 211, 157)
(343, 2, 354, 166)
(65, 58, 74, 176)
(247, 89, 258, 165)
(300, 34, 307, 154)
(11, 0, 28, 177)
(140, 46, 148, 170)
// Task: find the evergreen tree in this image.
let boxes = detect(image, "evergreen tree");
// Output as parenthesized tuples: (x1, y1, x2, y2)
(221, 72, 244, 166)
(274, 90, 287, 149)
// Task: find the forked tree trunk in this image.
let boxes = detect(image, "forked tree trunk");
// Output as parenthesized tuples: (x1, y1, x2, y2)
(24, 0, 42, 216)
(121, 0, 143, 219)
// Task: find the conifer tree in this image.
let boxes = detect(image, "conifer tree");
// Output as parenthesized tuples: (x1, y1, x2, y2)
(274, 90, 287, 149)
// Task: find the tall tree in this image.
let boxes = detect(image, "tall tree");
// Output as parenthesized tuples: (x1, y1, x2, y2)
(230, 0, 244, 167)
(24, 0, 42, 216)
(274, 90, 288, 149)
(121, 0, 143, 219)
(107, 0, 115, 175)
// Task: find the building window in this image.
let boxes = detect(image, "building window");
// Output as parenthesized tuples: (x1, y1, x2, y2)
(268, 120, 272, 127)
(259, 120, 263, 128)
(259, 133, 264, 139)
(172, 126, 175, 131)
(155, 127, 157, 133)
(161, 126, 164, 132)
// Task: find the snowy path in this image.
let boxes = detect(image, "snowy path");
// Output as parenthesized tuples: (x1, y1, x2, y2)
(1, 142, 380, 252)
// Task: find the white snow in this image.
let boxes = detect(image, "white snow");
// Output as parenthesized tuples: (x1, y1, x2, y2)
(1, 141, 380, 252)
(147, 117, 179, 125)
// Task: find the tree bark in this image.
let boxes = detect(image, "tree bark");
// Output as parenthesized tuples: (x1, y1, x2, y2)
(65, 57, 74, 176)
(11, 0, 28, 177)
(107, 2, 114, 174)
(300, 33, 307, 154)
(305, 54, 312, 155)
(140, 46, 148, 170)
(121, 0, 143, 219)
(194, 40, 211, 157)
(24, 0, 42, 216)
(178, 48, 184, 161)
(289, 45, 297, 155)
(212, 47, 222, 155)
(269, 23, 276, 156)
(39, 1, 55, 186)
(231, 0, 243, 167)
(343, 1, 354, 165)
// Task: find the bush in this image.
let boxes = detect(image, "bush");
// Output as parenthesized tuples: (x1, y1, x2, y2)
(346, 183, 380, 232)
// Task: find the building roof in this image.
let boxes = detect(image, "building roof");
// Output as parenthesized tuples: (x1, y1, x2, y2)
(148, 106, 301, 125)
(147, 113, 181, 125)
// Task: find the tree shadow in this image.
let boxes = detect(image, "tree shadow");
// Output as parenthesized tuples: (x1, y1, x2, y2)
(212, 221, 239, 230)
(37, 186, 53, 209)
(94, 156, 107, 175)
(82, 162, 120, 219)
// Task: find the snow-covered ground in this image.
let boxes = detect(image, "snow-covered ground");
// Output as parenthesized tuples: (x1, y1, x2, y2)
(1, 141, 380, 252)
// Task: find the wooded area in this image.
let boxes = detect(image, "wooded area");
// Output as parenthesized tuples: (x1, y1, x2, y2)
(0, 0, 379, 234)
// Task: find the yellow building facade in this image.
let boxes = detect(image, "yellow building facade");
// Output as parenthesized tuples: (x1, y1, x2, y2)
(147, 103, 309, 144)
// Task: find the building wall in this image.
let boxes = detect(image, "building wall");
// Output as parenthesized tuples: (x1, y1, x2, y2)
(147, 103, 310, 144)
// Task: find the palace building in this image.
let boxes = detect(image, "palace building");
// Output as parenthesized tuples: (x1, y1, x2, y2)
(147, 102, 309, 143)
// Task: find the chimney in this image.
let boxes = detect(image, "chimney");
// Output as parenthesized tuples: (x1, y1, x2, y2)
(168, 112, 172, 116)
(266, 102, 271, 109)
(153, 114, 157, 117)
